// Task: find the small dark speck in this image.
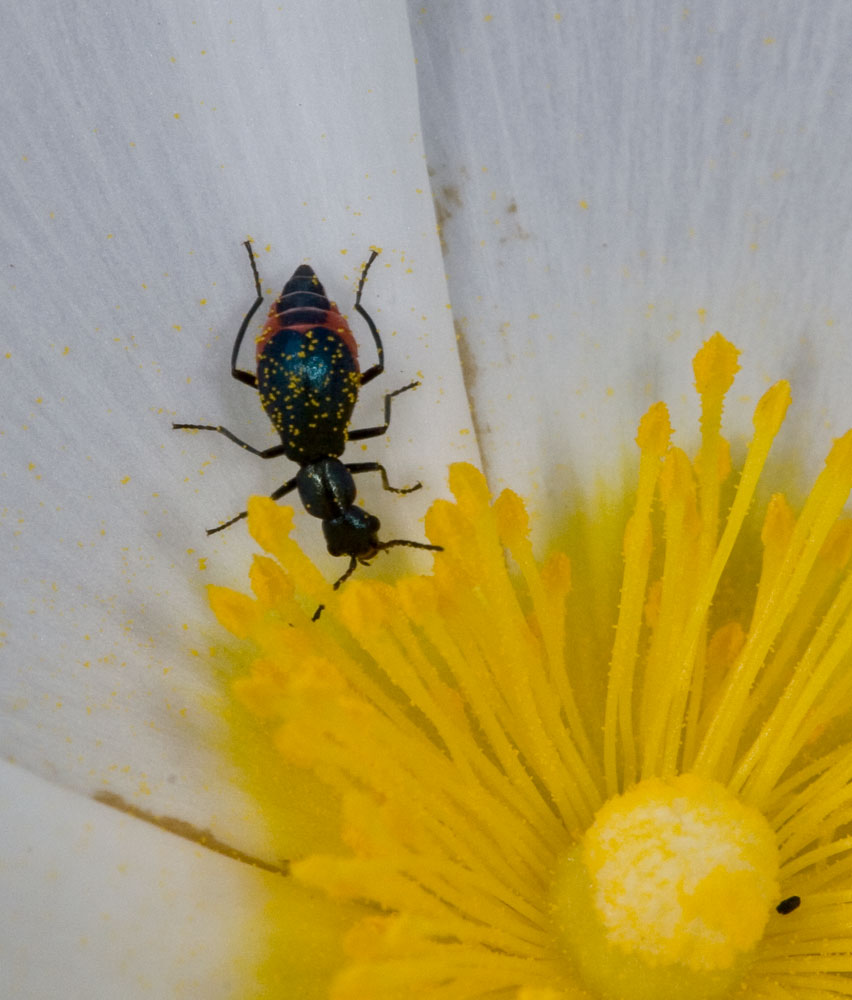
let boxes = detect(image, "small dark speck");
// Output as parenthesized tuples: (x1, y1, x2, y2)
(776, 895, 801, 915)
(434, 184, 462, 230)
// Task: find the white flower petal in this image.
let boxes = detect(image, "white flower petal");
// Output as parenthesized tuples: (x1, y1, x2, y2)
(0, 759, 272, 997)
(1, 2, 471, 847)
(410, 4, 852, 522)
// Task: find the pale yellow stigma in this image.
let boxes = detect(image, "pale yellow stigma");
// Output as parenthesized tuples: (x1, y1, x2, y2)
(552, 774, 779, 999)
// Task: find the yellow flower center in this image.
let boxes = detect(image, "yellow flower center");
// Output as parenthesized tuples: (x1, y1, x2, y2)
(552, 774, 779, 999)
(207, 333, 852, 998)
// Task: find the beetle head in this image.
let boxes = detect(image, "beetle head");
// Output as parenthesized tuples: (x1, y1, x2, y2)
(322, 506, 381, 562)
(323, 510, 444, 594)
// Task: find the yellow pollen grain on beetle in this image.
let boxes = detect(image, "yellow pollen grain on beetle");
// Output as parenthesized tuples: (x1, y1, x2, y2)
(209, 333, 852, 999)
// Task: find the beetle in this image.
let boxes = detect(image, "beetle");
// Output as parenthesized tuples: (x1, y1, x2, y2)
(775, 895, 801, 915)
(173, 241, 441, 603)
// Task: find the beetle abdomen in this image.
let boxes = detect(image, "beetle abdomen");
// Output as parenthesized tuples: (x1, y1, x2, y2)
(255, 264, 359, 363)
(257, 326, 359, 463)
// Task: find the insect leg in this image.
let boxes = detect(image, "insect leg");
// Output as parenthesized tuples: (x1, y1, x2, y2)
(332, 556, 359, 591)
(354, 249, 384, 386)
(206, 474, 299, 535)
(172, 422, 288, 459)
(230, 240, 264, 389)
(346, 461, 422, 495)
(348, 380, 420, 442)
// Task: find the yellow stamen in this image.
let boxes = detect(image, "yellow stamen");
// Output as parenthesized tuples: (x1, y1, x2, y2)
(605, 400, 671, 793)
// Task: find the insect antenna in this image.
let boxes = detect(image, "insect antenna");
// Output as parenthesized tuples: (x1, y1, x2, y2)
(379, 539, 444, 555)
(207, 510, 249, 535)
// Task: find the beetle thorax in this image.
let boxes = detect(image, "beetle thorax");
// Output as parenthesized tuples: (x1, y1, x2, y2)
(296, 458, 381, 560)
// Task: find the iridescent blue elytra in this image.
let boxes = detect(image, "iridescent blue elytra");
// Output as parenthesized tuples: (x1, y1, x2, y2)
(255, 263, 360, 463)
(173, 240, 442, 614)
